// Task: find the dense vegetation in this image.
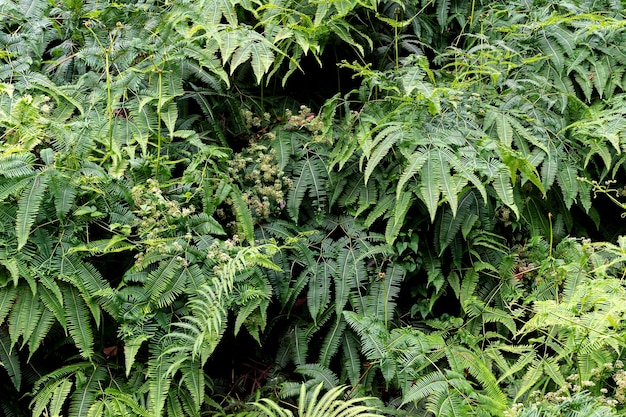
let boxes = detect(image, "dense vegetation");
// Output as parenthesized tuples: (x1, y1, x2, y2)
(1, 0, 626, 415)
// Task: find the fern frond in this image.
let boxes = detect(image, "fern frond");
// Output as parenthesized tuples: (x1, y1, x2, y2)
(0, 329, 21, 391)
(427, 387, 468, 417)
(402, 371, 448, 405)
(8, 285, 43, 347)
(179, 358, 204, 412)
(16, 171, 50, 250)
(435, 191, 477, 255)
(0, 285, 18, 325)
(144, 256, 184, 308)
(49, 173, 77, 220)
(335, 245, 363, 315)
(341, 331, 361, 386)
(31, 377, 74, 417)
(385, 191, 412, 245)
(318, 316, 346, 367)
(308, 260, 334, 325)
(148, 342, 174, 417)
(446, 345, 507, 409)
(68, 365, 109, 417)
(363, 123, 405, 184)
(492, 167, 519, 219)
(0, 152, 36, 178)
(287, 153, 328, 223)
(62, 285, 94, 359)
(230, 184, 256, 243)
(417, 150, 441, 222)
(26, 308, 54, 357)
(294, 364, 340, 390)
(513, 358, 543, 402)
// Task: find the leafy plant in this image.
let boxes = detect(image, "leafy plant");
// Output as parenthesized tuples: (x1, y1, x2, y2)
(253, 382, 384, 417)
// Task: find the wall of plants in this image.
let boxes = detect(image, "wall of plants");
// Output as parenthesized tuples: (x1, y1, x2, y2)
(1, 0, 626, 416)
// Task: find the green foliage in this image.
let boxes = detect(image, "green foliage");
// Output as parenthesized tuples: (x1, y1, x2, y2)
(2, 0, 626, 416)
(253, 383, 384, 417)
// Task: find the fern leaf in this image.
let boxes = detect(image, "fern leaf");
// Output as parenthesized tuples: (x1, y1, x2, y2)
(436, 0, 451, 28)
(57, 252, 108, 302)
(49, 174, 77, 220)
(62, 285, 94, 359)
(336, 245, 363, 315)
(396, 150, 428, 197)
(402, 371, 448, 404)
(540, 143, 558, 190)
(418, 152, 441, 222)
(385, 191, 412, 245)
(145, 256, 185, 308)
(292, 324, 310, 366)
(364, 123, 404, 184)
(493, 110, 513, 147)
(542, 357, 566, 388)
(0, 177, 31, 203)
(69, 365, 108, 417)
(229, 184, 255, 243)
(27, 309, 55, 357)
(31, 377, 73, 417)
(0, 152, 36, 178)
(344, 312, 391, 379)
(287, 155, 328, 223)
(49, 378, 74, 417)
(492, 167, 519, 219)
(16, 172, 50, 250)
(437, 149, 460, 217)
(123, 334, 149, 378)
(0, 329, 20, 391)
(8, 286, 43, 347)
(230, 32, 275, 84)
(180, 359, 204, 411)
(436, 191, 476, 255)
(364, 194, 394, 228)
(318, 316, 346, 367)
(148, 346, 173, 417)
(342, 332, 361, 386)
(539, 30, 567, 72)
(308, 261, 333, 325)
(513, 358, 543, 402)
(428, 388, 467, 417)
(294, 363, 340, 389)
(28, 73, 85, 115)
(447, 346, 507, 408)
(205, 0, 239, 25)
(556, 162, 579, 210)
(0, 285, 18, 325)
